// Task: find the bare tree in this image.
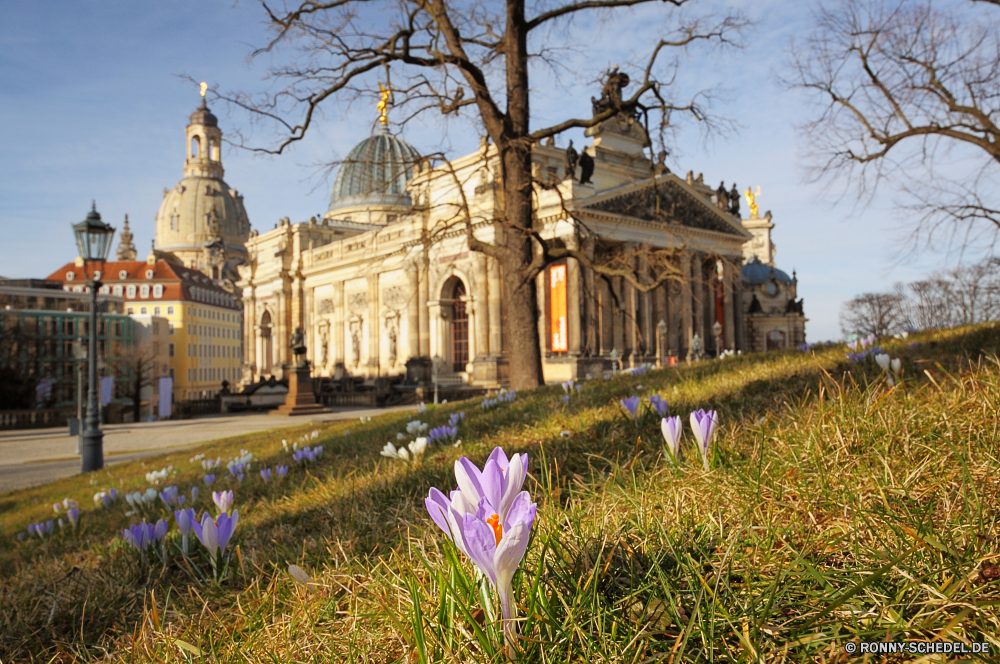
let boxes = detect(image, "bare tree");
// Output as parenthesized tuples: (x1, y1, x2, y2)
(786, 0, 1000, 258)
(112, 344, 157, 424)
(840, 291, 906, 337)
(222, 0, 746, 388)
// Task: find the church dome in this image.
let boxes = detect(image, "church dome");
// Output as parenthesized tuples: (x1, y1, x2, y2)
(742, 255, 794, 285)
(329, 126, 420, 213)
(189, 99, 218, 128)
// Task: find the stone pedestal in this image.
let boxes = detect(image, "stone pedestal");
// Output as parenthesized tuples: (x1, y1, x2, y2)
(271, 364, 328, 416)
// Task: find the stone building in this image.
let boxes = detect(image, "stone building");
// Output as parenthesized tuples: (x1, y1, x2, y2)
(739, 205, 807, 351)
(237, 98, 804, 388)
(152, 96, 251, 283)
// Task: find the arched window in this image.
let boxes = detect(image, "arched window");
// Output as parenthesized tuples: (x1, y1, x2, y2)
(450, 281, 469, 372)
(191, 136, 201, 159)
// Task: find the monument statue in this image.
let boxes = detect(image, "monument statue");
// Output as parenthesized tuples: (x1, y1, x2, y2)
(716, 181, 729, 210)
(289, 327, 307, 367)
(579, 149, 595, 185)
(591, 66, 631, 116)
(744, 185, 761, 219)
(565, 140, 579, 180)
(729, 183, 741, 216)
(689, 332, 703, 362)
(377, 83, 391, 125)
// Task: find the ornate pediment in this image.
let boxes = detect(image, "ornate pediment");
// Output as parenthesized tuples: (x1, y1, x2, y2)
(581, 179, 747, 237)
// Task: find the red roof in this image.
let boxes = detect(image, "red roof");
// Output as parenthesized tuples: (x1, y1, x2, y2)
(46, 260, 239, 309)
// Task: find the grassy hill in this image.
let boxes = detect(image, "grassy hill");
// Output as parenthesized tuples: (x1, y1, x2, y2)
(1, 323, 998, 662)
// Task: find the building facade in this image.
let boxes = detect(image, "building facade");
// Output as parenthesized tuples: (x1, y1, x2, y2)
(238, 105, 805, 388)
(0, 279, 133, 408)
(46, 255, 243, 402)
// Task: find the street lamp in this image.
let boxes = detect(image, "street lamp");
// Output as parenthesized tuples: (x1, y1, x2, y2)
(73, 203, 115, 473)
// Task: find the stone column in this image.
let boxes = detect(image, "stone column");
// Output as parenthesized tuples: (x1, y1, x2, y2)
(407, 264, 420, 358)
(733, 268, 746, 352)
(333, 281, 345, 377)
(583, 238, 597, 356)
(418, 254, 430, 357)
(723, 260, 736, 350)
(487, 256, 501, 355)
(692, 254, 705, 351)
(611, 276, 625, 355)
(639, 252, 653, 360)
(679, 253, 692, 358)
(244, 294, 256, 378)
(566, 239, 582, 358)
(474, 253, 489, 360)
(367, 273, 379, 373)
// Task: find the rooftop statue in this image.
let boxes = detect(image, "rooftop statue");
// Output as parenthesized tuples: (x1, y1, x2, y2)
(377, 83, 391, 126)
(565, 140, 579, 180)
(579, 149, 595, 185)
(744, 185, 761, 219)
(591, 66, 631, 117)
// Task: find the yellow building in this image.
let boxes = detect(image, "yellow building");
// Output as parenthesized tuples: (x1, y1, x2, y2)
(47, 253, 243, 402)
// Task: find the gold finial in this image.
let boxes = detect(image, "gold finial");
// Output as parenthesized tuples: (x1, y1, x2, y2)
(200, 81, 208, 98)
(378, 83, 391, 125)
(744, 185, 761, 219)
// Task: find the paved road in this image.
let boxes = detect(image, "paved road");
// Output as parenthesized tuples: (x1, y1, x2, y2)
(0, 405, 414, 494)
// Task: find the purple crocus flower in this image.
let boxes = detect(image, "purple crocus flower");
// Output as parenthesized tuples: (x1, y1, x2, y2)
(620, 396, 641, 421)
(276, 465, 289, 477)
(648, 394, 669, 418)
(561, 380, 575, 394)
(562, 395, 570, 404)
(175, 508, 195, 556)
(213, 490, 234, 515)
(192, 510, 239, 572)
(190, 486, 199, 505)
(448, 412, 466, 428)
(689, 409, 718, 471)
(260, 468, 272, 482)
(203, 474, 215, 486)
(109, 488, 118, 501)
(67, 508, 80, 530)
(122, 521, 154, 552)
(660, 416, 682, 464)
(424, 447, 536, 656)
(575, 383, 583, 394)
(159, 486, 182, 508)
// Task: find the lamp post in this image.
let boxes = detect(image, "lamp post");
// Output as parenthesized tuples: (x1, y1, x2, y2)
(73, 203, 116, 473)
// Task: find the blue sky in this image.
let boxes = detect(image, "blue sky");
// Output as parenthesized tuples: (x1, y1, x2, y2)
(0, 0, 960, 341)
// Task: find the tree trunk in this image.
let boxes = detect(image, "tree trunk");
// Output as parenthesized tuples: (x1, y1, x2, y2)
(494, 0, 544, 390)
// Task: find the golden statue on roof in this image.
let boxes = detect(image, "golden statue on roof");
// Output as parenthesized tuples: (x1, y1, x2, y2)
(200, 81, 208, 98)
(744, 185, 761, 219)
(378, 83, 391, 125)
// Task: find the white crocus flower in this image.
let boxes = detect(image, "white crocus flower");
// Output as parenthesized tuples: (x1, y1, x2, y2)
(875, 353, 890, 371)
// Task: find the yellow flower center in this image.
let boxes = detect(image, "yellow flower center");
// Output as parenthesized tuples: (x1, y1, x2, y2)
(486, 514, 503, 545)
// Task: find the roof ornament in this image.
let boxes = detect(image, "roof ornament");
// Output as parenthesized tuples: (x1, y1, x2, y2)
(378, 83, 392, 126)
(744, 186, 761, 219)
(200, 81, 208, 98)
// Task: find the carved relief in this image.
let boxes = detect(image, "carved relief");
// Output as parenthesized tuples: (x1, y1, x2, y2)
(585, 181, 743, 236)
(348, 292, 368, 313)
(317, 298, 334, 315)
(382, 286, 406, 310)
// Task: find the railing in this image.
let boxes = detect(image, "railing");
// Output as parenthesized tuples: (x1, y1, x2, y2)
(0, 407, 76, 431)
(172, 399, 221, 419)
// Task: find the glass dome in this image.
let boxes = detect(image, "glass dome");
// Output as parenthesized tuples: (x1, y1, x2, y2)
(328, 126, 420, 213)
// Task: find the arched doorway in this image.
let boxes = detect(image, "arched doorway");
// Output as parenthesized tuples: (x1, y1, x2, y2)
(766, 329, 785, 351)
(260, 310, 272, 372)
(450, 281, 469, 372)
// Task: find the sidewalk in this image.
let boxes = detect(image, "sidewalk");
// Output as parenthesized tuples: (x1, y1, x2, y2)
(0, 405, 413, 493)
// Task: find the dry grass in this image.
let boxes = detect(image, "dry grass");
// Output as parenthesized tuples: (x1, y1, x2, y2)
(1, 322, 999, 662)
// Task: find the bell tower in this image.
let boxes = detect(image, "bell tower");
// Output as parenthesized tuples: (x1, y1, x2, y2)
(184, 85, 224, 179)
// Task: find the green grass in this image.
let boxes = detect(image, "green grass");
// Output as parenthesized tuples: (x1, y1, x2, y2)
(1, 323, 999, 662)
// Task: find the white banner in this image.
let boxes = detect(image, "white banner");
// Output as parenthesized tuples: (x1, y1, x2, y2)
(158, 377, 173, 419)
(100, 376, 114, 407)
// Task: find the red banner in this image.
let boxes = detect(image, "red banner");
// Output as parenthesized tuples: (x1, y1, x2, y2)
(550, 265, 567, 352)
